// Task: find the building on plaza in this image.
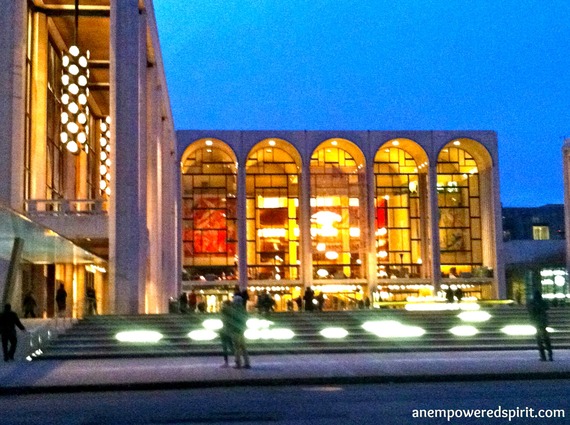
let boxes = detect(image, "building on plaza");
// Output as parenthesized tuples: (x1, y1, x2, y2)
(503, 204, 567, 304)
(0, 0, 179, 316)
(178, 130, 505, 311)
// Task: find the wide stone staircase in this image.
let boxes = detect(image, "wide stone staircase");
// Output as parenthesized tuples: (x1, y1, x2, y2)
(33, 306, 570, 360)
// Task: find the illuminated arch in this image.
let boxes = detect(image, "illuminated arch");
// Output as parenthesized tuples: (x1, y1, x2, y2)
(180, 138, 238, 280)
(436, 138, 492, 278)
(310, 139, 365, 280)
(374, 139, 428, 279)
(245, 139, 301, 280)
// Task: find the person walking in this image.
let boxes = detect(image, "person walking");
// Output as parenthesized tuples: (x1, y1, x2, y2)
(86, 286, 98, 315)
(23, 292, 37, 318)
(227, 295, 250, 369)
(0, 304, 26, 362)
(219, 300, 234, 367)
(528, 290, 553, 361)
(55, 283, 67, 317)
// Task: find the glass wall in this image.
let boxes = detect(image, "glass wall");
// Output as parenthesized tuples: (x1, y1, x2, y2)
(437, 145, 482, 276)
(181, 141, 238, 280)
(246, 141, 300, 280)
(310, 141, 364, 279)
(374, 146, 422, 279)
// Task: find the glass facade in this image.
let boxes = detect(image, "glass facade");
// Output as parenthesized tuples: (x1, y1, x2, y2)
(246, 142, 300, 280)
(374, 146, 423, 279)
(181, 142, 238, 280)
(437, 146, 482, 276)
(310, 143, 364, 279)
(179, 134, 500, 308)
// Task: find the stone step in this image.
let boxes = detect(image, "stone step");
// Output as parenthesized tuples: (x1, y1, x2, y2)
(35, 308, 569, 360)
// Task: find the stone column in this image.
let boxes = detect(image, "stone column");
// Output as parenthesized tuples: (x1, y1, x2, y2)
(0, 0, 26, 208)
(109, 0, 146, 314)
(366, 159, 377, 294)
(299, 157, 313, 289)
(237, 160, 248, 291)
(427, 162, 441, 292)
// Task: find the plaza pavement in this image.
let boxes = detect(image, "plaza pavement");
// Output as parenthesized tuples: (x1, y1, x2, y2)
(0, 349, 568, 395)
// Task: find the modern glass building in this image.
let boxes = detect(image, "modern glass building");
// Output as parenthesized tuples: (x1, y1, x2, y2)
(179, 131, 505, 311)
(0, 0, 179, 316)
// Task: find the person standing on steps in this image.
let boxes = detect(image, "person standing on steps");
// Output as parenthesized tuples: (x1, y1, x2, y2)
(55, 283, 67, 318)
(0, 304, 27, 362)
(528, 290, 553, 361)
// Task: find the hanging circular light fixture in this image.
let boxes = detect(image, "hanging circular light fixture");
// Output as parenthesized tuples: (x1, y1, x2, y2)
(99, 116, 111, 197)
(60, 0, 90, 155)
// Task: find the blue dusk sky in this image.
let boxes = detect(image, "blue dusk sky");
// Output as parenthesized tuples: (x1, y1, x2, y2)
(154, 0, 570, 207)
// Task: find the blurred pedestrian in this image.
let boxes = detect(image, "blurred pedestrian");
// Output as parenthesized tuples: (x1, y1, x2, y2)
(0, 304, 26, 362)
(55, 283, 67, 317)
(219, 300, 234, 367)
(228, 295, 250, 369)
(528, 290, 553, 361)
(23, 292, 37, 318)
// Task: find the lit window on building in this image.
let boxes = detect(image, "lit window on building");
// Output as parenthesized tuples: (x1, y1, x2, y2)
(533, 225, 550, 240)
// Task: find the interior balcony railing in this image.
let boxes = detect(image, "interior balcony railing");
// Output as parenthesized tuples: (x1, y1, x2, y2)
(25, 199, 108, 215)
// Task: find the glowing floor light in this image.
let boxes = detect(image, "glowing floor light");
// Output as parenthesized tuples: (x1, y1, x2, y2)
(501, 325, 536, 336)
(320, 327, 349, 339)
(457, 311, 492, 322)
(115, 330, 163, 343)
(202, 319, 223, 331)
(449, 325, 479, 337)
(245, 327, 295, 340)
(188, 329, 218, 341)
(362, 320, 425, 338)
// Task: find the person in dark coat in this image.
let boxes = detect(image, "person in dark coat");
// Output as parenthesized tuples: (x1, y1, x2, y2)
(188, 290, 198, 313)
(178, 292, 188, 313)
(23, 293, 37, 318)
(219, 300, 234, 367)
(528, 290, 553, 361)
(0, 304, 26, 362)
(55, 283, 67, 317)
(303, 287, 315, 311)
(226, 295, 250, 369)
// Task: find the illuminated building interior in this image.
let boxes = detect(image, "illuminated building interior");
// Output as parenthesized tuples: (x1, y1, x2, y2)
(179, 132, 504, 311)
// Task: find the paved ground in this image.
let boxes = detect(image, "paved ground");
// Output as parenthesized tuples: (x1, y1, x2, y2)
(0, 349, 568, 395)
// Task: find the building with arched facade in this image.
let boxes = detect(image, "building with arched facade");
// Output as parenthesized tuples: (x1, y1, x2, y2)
(179, 130, 505, 311)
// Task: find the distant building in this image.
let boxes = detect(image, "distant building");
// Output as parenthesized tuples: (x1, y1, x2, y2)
(503, 204, 567, 304)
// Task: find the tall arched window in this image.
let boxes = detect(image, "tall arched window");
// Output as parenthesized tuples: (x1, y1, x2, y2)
(310, 141, 365, 279)
(246, 141, 300, 280)
(437, 145, 482, 275)
(181, 140, 237, 279)
(374, 146, 422, 278)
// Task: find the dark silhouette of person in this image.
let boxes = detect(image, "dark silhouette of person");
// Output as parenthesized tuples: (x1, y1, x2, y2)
(188, 290, 198, 312)
(303, 287, 315, 311)
(455, 287, 464, 302)
(86, 286, 98, 315)
(233, 286, 249, 308)
(0, 304, 26, 362)
(226, 295, 250, 369)
(55, 283, 67, 317)
(445, 286, 454, 303)
(528, 290, 553, 361)
(219, 300, 234, 367)
(179, 292, 188, 313)
(294, 296, 303, 312)
(23, 292, 37, 318)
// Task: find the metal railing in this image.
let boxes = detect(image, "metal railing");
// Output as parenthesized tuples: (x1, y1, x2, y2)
(26, 199, 108, 215)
